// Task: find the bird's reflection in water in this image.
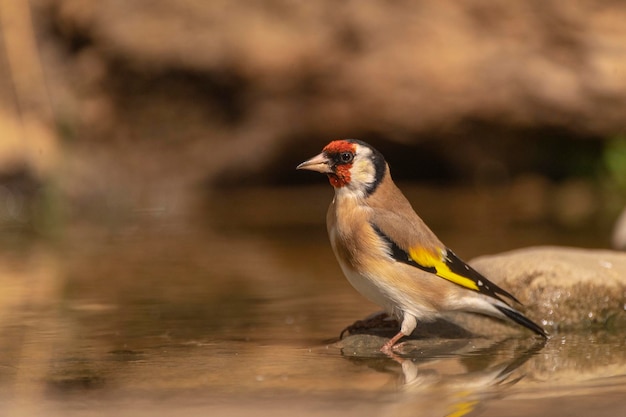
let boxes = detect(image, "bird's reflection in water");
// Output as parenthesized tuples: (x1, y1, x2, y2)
(339, 335, 546, 417)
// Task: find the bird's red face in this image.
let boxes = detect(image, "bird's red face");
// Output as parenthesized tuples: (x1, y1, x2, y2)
(322, 140, 356, 187)
(296, 140, 356, 188)
(297, 139, 386, 196)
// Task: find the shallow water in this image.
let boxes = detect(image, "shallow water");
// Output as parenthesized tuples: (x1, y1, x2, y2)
(0, 185, 624, 416)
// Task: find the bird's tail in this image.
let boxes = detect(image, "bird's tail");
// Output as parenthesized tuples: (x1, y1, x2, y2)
(494, 305, 548, 339)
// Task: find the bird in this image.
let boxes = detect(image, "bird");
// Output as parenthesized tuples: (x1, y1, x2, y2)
(296, 139, 547, 353)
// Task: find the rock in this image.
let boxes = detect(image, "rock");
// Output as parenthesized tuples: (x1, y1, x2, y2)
(337, 247, 626, 344)
(47, 1, 626, 136)
(6, 2, 626, 222)
(20, 0, 626, 201)
(470, 246, 626, 331)
(335, 334, 478, 358)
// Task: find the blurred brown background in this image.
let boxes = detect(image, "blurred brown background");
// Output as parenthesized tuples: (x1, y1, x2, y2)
(2, 4, 626, 413)
(2, 0, 626, 240)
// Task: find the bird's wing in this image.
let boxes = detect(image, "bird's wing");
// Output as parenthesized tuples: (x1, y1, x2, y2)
(370, 211, 520, 305)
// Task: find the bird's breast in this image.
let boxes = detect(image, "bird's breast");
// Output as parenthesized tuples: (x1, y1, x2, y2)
(327, 196, 399, 311)
(326, 195, 373, 268)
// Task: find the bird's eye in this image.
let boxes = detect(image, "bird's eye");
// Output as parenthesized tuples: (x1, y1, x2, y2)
(340, 152, 354, 163)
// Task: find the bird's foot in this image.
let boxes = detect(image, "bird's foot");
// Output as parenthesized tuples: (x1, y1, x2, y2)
(379, 331, 407, 359)
(380, 340, 408, 362)
(380, 341, 395, 355)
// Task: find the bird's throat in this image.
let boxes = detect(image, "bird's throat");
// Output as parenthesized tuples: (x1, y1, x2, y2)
(327, 165, 351, 188)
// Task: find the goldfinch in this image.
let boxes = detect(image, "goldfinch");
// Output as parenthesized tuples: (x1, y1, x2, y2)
(297, 139, 547, 353)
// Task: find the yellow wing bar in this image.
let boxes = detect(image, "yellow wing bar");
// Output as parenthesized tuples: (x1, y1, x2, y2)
(408, 247, 480, 291)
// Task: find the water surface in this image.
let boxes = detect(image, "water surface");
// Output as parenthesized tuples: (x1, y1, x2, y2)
(0, 185, 624, 416)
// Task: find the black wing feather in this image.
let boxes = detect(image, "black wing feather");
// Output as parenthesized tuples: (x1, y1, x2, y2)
(372, 224, 520, 305)
(444, 249, 521, 304)
(495, 305, 548, 338)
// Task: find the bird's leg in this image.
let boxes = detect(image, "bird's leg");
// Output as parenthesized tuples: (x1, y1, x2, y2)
(380, 331, 406, 355)
(380, 314, 417, 355)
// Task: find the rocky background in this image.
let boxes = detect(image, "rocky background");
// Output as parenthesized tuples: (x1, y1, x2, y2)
(2, 0, 626, 233)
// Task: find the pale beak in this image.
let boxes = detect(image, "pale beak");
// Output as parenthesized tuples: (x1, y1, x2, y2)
(296, 152, 332, 174)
